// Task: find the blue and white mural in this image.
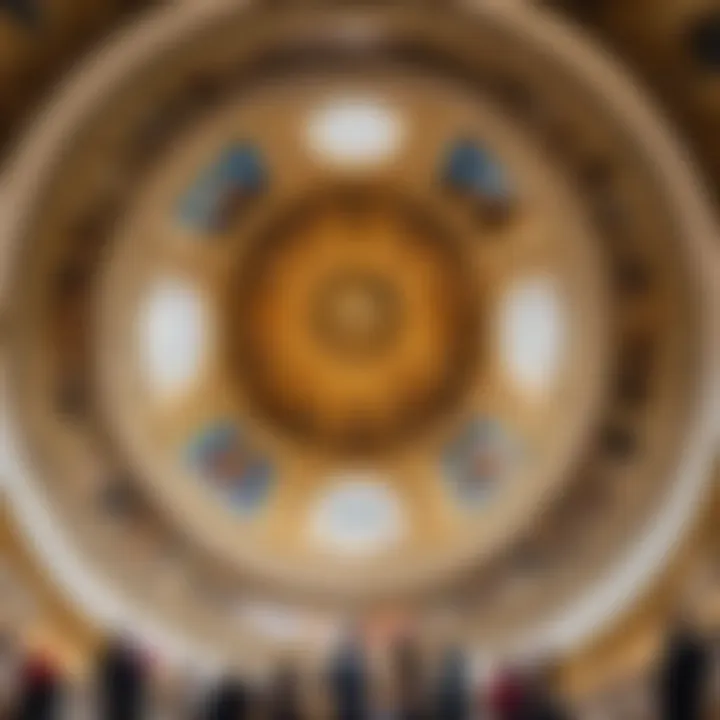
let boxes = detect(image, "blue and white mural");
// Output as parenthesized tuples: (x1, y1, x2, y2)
(441, 139, 513, 203)
(177, 144, 267, 233)
(185, 421, 274, 515)
(442, 417, 522, 508)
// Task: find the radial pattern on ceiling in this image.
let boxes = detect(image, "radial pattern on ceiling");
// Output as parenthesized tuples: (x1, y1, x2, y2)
(0, 0, 715, 671)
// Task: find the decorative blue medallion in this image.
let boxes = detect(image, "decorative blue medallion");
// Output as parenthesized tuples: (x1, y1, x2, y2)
(441, 139, 513, 203)
(177, 144, 267, 233)
(185, 421, 273, 515)
(442, 417, 521, 508)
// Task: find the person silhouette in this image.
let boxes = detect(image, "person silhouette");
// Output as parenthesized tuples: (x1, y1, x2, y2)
(487, 663, 527, 720)
(392, 635, 427, 720)
(658, 616, 711, 720)
(12, 652, 63, 720)
(433, 647, 470, 720)
(267, 662, 304, 720)
(202, 674, 252, 720)
(95, 634, 148, 720)
(521, 660, 570, 720)
(327, 631, 369, 720)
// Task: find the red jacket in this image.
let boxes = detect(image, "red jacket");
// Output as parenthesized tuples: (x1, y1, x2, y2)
(22, 654, 58, 688)
(488, 669, 527, 719)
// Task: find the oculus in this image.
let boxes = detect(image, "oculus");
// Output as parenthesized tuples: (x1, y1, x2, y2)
(229, 186, 480, 454)
(310, 269, 404, 361)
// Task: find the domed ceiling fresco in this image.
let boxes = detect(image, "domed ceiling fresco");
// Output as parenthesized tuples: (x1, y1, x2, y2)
(0, 0, 716, 673)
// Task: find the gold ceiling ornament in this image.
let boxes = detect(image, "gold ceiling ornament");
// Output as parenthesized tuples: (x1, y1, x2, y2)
(225, 185, 482, 456)
(0, 0, 716, 671)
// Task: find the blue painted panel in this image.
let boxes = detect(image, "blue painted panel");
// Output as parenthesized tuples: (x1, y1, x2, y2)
(442, 417, 520, 508)
(185, 420, 274, 515)
(442, 140, 513, 202)
(177, 144, 267, 233)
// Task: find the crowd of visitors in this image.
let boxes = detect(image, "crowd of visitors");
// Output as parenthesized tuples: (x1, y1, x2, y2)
(0, 620, 715, 719)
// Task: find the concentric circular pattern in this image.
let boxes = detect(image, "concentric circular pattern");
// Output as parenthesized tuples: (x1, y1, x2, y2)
(312, 270, 402, 358)
(229, 187, 480, 455)
(0, 0, 715, 670)
(87, 63, 607, 599)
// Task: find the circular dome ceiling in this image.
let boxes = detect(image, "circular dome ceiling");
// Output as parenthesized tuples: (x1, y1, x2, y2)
(0, 0, 717, 670)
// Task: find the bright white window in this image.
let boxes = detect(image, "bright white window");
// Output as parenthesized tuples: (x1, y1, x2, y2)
(499, 277, 566, 395)
(309, 472, 406, 557)
(306, 98, 404, 168)
(138, 278, 208, 397)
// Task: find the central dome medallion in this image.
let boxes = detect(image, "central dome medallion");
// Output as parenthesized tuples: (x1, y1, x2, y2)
(87, 63, 608, 598)
(228, 186, 481, 455)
